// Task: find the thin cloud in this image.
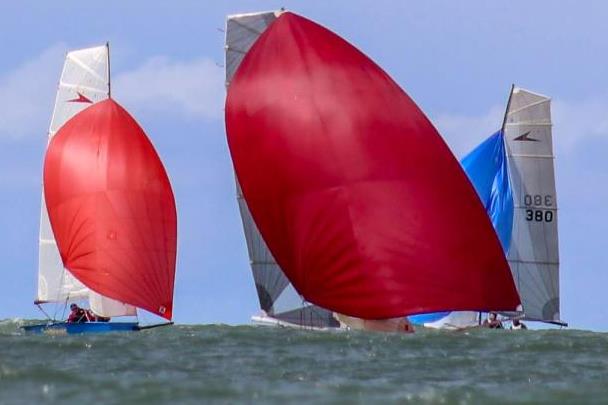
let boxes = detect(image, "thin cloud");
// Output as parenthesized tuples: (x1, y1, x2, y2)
(0, 44, 65, 139)
(0, 48, 224, 140)
(433, 95, 608, 158)
(552, 97, 608, 154)
(432, 106, 504, 158)
(113, 56, 225, 120)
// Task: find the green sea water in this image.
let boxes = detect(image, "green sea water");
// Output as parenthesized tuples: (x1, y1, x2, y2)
(1, 319, 606, 404)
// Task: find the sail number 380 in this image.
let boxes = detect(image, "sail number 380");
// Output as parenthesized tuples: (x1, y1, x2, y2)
(524, 194, 554, 222)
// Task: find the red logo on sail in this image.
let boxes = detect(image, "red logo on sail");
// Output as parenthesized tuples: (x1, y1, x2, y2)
(67, 92, 93, 104)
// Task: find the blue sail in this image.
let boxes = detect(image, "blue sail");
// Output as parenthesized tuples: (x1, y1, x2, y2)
(410, 130, 514, 325)
(460, 130, 514, 251)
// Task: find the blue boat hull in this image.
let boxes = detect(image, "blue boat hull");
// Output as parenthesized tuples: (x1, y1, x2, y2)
(22, 322, 139, 335)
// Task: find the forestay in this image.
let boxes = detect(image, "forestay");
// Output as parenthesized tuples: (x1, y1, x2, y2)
(225, 11, 339, 328)
(504, 87, 561, 323)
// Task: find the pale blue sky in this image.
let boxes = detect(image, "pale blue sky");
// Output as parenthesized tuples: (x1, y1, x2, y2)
(1, 1, 607, 330)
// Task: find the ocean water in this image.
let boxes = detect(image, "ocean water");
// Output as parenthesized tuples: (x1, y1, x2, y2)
(1, 320, 606, 404)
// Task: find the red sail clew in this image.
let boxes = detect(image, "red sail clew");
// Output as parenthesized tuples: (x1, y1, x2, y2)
(226, 12, 520, 319)
(44, 99, 177, 320)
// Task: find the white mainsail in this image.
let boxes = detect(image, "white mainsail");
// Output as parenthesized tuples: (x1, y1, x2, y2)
(225, 11, 339, 328)
(37, 44, 136, 318)
(504, 87, 561, 324)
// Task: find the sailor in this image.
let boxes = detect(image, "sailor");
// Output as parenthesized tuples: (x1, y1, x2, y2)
(511, 318, 527, 330)
(67, 304, 88, 323)
(482, 312, 503, 329)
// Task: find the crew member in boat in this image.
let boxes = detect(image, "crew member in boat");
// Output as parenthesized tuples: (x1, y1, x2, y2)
(67, 304, 88, 323)
(511, 318, 527, 330)
(482, 312, 503, 329)
(67, 304, 111, 323)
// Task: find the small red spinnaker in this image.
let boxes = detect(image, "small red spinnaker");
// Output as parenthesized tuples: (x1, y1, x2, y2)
(226, 12, 520, 319)
(44, 99, 177, 320)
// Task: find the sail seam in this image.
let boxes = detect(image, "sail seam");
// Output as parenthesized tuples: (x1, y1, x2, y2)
(507, 99, 549, 115)
(67, 54, 105, 83)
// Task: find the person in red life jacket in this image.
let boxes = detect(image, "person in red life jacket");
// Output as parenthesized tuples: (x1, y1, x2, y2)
(84, 309, 111, 323)
(84, 309, 96, 322)
(67, 303, 88, 323)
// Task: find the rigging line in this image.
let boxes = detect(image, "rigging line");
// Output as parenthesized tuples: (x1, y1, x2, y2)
(36, 304, 52, 321)
(60, 294, 70, 322)
(52, 267, 69, 321)
(300, 296, 305, 329)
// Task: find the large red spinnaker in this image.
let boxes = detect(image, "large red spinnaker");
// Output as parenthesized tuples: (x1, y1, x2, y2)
(226, 12, 520, 319)
(44, 99, 177, 320)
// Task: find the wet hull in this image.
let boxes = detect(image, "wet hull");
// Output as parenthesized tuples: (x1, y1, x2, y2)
(22, 322, 139, 335)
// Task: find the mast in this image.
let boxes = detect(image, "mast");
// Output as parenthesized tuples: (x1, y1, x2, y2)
(106, 41, 111, 98)
(501, 83, 515, 133)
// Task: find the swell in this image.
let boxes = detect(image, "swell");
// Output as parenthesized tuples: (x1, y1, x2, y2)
(1, 321, 607, 404)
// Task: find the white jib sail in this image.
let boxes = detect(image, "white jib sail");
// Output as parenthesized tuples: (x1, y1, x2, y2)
(37, 44, 136, 317)
(225, 11, 339, 328)
(504, 87, 561, 323)
(89, 291, 137, 317)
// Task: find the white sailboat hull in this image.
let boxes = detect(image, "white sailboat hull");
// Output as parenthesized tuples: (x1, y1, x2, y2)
(250, 314, 340, 331)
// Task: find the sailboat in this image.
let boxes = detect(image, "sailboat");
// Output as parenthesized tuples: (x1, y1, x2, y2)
(23, 44, 177, 334)
(225, 11, 521, 331)
(410, 86, 566, 329)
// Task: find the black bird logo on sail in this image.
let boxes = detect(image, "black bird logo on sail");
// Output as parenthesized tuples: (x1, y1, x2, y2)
(513, 131, 539, 142)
